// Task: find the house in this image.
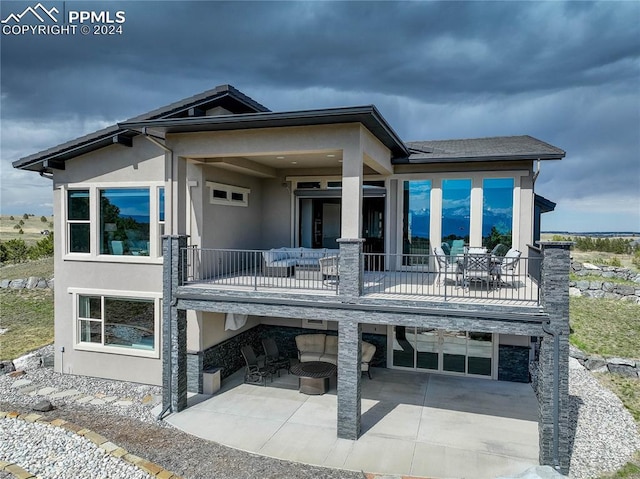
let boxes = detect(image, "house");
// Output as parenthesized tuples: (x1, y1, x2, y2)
(13, 84, 571, 473)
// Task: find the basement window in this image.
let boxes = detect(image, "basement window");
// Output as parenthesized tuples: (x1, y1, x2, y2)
(206, 182, 250, 207)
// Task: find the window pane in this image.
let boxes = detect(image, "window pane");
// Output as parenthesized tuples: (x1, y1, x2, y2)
(392, 326, 415, 368)
(158, 187, 165, 222)
(79, 320, 101, 343)
(213, 189, 227, 199)
(442, 330, 466, 373)
(68, 190, 89, 220)
(442, 179, 471, 247)
(100, 188, 150, 256)
(468, 332, 493, 376)
(104, 298, 154, 350)
(403, 181, 431, 259)
(416, 328, 438, 370)
(482, 178, 514, 249)
(69, 223, 90, 253)
(79, 296, 101, 319)
(231, 192, 244, 201)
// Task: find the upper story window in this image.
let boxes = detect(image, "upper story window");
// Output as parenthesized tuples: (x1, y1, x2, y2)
(403, 180, 431, 256)
(67, 190, 90, 253)
(441, 179, 471, 245)
(63, 183, 164, 261)
(100, 188, 150, 256)
(482, 178, 514, 249)
(206, 182, 250, 207)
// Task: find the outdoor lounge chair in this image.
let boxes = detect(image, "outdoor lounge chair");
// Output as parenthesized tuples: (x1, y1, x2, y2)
(318, 255, 339, 283)
(240, 345, 272, 386)
(262, 337, 290, 376)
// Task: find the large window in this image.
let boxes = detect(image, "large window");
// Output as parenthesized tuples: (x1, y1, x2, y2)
(100, 188, 150, 256)
(482, 178, 514, 249)
(441, 179, 471, 247)
(77, 294, 156, 352)
(67, 190, 90, 253)
(403, 180, 431, 256)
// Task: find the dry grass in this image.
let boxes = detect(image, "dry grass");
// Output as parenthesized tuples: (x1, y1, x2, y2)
(570, 297, 640, 359)
(0, 288, 54, 360)
(0, 256, 54, 281)
(0, 214, 53, 247)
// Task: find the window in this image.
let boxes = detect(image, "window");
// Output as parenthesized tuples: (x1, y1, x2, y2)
(100, 188, 150, 256)
(77, 294, 156, 352)
(158, 187, 165, 256)
(403, 180, 431, 257)
(482, 178, 514, 249)
(67, 190, 90, 253)
(206, 182, 250, 207)
(441, 179, 471, 245)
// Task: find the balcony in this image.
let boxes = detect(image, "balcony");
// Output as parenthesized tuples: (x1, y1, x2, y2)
(179, 247, 542, 307)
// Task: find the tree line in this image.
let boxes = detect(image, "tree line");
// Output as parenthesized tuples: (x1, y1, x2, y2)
(0, 234, 54, 264)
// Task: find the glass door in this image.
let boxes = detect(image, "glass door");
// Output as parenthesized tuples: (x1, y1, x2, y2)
(391, 326, 494, 377)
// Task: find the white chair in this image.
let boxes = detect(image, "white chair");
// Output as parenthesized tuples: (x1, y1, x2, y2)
(434, 247, 461, 286)
(495, 248, 521, 288)
(318, 255, 339, 283)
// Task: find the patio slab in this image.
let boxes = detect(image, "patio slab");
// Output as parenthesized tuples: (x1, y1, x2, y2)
(166, 368, 539, 479)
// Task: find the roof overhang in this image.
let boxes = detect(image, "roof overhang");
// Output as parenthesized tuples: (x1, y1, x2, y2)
(395, 153, 565, 164)
(118, 105, 410, 160)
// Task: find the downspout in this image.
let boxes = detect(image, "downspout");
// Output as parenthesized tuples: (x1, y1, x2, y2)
(137, 129, 176, 421)
(541, 319, 560, 471)
(532, 159, 541, 184)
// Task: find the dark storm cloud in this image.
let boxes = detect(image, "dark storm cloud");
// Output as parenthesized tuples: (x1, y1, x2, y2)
(1, 1, 639, 229)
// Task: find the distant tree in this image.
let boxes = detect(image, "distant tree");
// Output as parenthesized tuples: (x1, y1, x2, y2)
(48, 221, 53, 228)
(18, 229, 23, 234)
(13, 224, 20, 230)
(40, 216, 48, 222)
(22, 213, 29, 220)
(3, 238, 29, 263)
(9, 215, 14, 221)
(18, 219, 24, 226)
(29, 232, 54, 259)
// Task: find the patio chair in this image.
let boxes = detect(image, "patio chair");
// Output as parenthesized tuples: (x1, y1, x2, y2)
(262, 337, 290, 376)
(434, 246, 461, 286)
(319, 255, 339, 284)
(462, 251, 492, 289)
(450, 239, 465, 258)
(495, 248, 521, 288)
(240, 345, 272, 386)
(361, 341, 377, 379)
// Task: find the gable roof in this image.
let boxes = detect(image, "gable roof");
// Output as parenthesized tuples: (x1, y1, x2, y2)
(403, 135, 565, 163)
(13, 84, 270, 171)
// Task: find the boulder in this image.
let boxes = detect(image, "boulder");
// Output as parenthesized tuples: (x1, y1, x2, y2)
(569, 357, 585, 370)
(608, 357, 636, 367)
(569, 346, 587, 360)
(582, 262, 601, 270)
(32, 400, 54, 412)
(603, 292, 620, 300)
(9, 279, 26, 289)
(588, 281, 603, 290)
(613, 285, 636, 296)
(569, 287, 582, 297)
(575, 280, 590, 290)
(584, 357, 607, 371)
(0, 361, 16, 375)
(36, 279, 48, 289)
(0, 279, 10, 289)
(607, 364, 638, 379)
(601, 282, 615, 292)
(26, 276, 40, 289)
(583, 290, 604, 299)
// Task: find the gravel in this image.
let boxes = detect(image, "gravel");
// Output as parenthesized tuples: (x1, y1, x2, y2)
(0, 347, 639, 479)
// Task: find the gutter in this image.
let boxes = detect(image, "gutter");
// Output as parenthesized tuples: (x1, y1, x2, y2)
(541, 319, 561, 471)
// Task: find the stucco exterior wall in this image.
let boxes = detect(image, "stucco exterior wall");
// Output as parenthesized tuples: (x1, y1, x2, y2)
(51, 137, 166, 385)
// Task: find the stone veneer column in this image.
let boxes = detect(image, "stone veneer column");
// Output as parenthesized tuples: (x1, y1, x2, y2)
(538, 241, 572, 474)
(337, 238, 364, 298)
(337, 320, 362, 440)
(162, 235, 188, 414)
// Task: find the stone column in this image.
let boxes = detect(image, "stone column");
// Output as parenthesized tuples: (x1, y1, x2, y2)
(337, 319, 362, 440)
(162, 235, 188, 414)
(337, 238, 364, 298)
(537, 241, 572, 474)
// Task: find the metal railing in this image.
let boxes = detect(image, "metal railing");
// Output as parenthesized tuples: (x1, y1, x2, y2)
(363, 252, 542, 304)
(181, 247, 339, 293)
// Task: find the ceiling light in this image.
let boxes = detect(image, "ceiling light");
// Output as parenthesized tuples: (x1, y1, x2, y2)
(276, 156, 285, 160)
(338, 159, 343, 163)
(291, 161, 297, 165)
(327, 154, 335, 158)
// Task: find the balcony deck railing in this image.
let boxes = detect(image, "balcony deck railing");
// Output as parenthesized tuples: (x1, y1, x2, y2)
(182, 247, 339, 293)
(363, 252, 541, 304)
(180, 247, 541, 305)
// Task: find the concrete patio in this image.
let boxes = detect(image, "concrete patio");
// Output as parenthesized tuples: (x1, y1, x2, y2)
(163, 367, 539, 478)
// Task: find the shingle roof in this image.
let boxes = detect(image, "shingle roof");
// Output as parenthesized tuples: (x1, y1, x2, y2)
(404, 135, 565, 163)
(13, 84, 270, 171)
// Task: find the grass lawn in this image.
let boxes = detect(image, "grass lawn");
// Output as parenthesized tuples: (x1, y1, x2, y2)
(0, 288, 54, 361)
(570, 297, 640, 359)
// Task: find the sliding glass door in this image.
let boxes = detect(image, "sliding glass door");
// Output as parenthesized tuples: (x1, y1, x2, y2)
(391, 326, 494, 377)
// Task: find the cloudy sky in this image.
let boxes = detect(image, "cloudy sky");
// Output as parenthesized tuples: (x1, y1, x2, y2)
(1, 1, 639, 232)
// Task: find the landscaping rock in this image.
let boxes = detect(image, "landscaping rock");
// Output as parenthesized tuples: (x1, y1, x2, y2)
(588, 281, 602, 290)
(0, 361, 16, 375)
(583, 290, 604, 299)
(32, 399, 54, 412)
(603, 292, 620, 300)
(26, 276, 40, 289)
(608, 357, 636, 367)
(569, 347, 588, 361)
(569, 357, 585, 370)
(36, 279, 48, 288)
(9, 279, 26, 289)
(607, 364, 639, 379)
(575, 280, 590, 290)
(0, 279, 10, 289)
(582, 263, 601, 270)
(584, 357, 607, 371)
(613, 285, 636, 296)
(601, 282, 615, 292)
(569, 287, 582, 297)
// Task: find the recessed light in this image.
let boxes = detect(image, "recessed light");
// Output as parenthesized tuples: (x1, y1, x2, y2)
(327, 154, 335, 158)
(338, 159, 343, 163)
(276, 156, 285, 160)
(291, 161, 298, 165)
